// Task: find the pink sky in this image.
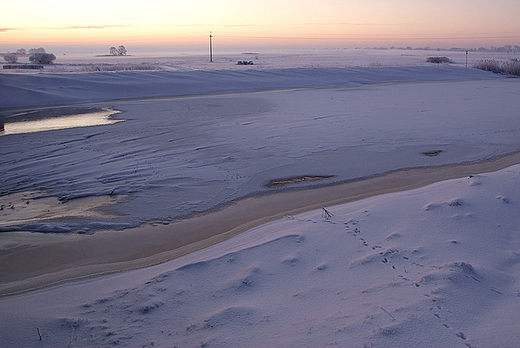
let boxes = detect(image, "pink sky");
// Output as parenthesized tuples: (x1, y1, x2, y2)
(1, 0, 519, 51)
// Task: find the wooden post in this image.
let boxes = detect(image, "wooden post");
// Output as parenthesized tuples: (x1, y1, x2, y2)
(209, 32, 213, 62)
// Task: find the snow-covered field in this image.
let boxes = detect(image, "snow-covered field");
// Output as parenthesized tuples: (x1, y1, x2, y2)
(1, 51, 520, 347)
(1, 164, 520, 347)
(1, 65, 519, 233)
(2, 47, 516, 73)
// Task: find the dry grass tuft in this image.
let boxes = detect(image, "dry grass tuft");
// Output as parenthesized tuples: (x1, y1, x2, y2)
(473, 59, 520, 76)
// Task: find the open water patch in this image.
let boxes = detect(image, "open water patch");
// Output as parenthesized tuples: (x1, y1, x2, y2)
(266, 175, 334, 188)
(423, 150, 443, 157)
(0, 106, 123, 135)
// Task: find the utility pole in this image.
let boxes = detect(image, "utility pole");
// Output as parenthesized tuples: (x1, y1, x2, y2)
(209, 31, 213, 62)
(465, 50, 468, 68)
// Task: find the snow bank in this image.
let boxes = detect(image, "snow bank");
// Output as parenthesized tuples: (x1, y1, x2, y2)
(1, 164, 519, 347)
(1, 66, 519, 232)
(0, 65, 501, 108)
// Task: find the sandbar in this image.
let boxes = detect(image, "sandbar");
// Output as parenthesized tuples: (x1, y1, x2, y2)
(1, 151, 520, 296)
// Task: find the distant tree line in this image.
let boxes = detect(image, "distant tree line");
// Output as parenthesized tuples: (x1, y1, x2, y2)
(484, 45, 520, 53)
(367, 45, 520, 54)
(6, 47, 47, 55)
(3, 47, 56, 64)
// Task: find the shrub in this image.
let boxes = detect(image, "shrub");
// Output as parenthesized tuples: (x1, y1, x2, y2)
(3, 53, 18, 63)
(29, 53, 56, 64)
(426, 56, 453, 64)
(473, 59, 520, 76)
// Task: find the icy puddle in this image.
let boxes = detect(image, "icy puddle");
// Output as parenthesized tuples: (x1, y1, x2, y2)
(0, 107, 122, 135)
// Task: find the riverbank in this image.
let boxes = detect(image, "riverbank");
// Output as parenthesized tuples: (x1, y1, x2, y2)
(2, 150, 520, 296)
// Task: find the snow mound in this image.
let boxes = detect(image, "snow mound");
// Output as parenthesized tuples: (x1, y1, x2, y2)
(2, 164, 520, 347)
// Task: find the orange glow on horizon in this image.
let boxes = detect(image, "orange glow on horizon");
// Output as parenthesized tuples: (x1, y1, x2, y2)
(2, 0, 519, 50)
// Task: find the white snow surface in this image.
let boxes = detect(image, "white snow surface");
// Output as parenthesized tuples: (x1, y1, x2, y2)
(1, 164, 520, 347)
(1, 65, 520, 231)
(1, 52, 520, 347)
(0, 65, 503, 108)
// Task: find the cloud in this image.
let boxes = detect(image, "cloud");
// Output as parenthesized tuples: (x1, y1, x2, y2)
(167, 24, 257, 28)
(221, 24, 257, 28)
(0, 24, 129, 32)
(37, 24, 130, 30)
(303, 22, 404, 27)
(60, 24, 130, 30)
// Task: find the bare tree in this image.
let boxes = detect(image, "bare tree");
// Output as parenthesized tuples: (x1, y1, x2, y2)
(3, 53, 18, 63)
(117, 45, 127, 56)
(109, 46, 117, 55)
